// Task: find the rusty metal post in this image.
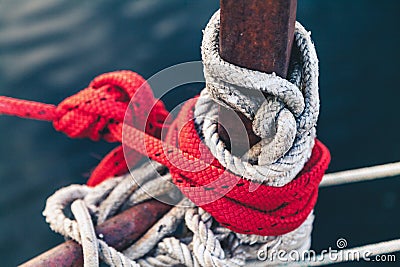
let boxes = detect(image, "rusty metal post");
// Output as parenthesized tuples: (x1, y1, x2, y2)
(218, 0, 297, 153)
(21, 200, 170, 267)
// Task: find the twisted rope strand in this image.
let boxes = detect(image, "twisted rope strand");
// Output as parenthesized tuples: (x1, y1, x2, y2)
(196, 10, 319, 186)
(71, 200, 100, 267)
(321, 161, 400, 187)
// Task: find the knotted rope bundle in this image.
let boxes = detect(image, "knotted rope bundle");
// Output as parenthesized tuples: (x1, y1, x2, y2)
(0, 9, 330, 267)
(158, 10, 329, 236)
(157, 98, 329, 236)
(42, 162, 316, 267)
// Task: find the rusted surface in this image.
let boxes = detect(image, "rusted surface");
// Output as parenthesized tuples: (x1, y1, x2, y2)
(220, 0, 297, 76)
(218, 0, 297, 153)
(20, 240, 84, 267)
(21, 200, 171, 267)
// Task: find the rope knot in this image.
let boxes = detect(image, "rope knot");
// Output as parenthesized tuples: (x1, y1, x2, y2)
(0, 70, 170, 186)
(54, 70, 168, 142)
(248, 95, 297, 165)
(197, 11, 320, 186)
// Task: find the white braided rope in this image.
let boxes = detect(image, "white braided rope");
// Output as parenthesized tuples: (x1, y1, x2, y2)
(42, 166, 319, 267)
(192, 9, 319, 257)
(43, 182, 141, 267)
(42, 162, 400, 267)
(71, 200, 99, 267)
(195, 10, 319, 187)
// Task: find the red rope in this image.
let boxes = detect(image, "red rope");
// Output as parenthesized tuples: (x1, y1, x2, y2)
(0, 71, 169, 186)
(0, 71, 330, 236)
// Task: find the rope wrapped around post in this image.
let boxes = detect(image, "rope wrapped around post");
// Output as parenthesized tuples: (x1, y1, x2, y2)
(2, 9, 331, 267)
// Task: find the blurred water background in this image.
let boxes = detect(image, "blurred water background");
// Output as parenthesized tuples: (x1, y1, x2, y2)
(0, 0, 399, 266)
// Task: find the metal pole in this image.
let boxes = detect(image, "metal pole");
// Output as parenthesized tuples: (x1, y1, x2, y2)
(218, 0, 297, 153)
(21, 200, 170, 267)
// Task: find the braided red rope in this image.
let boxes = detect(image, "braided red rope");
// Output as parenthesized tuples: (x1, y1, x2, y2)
(0, 71, 330, 236)
(0, 71, 169, 186)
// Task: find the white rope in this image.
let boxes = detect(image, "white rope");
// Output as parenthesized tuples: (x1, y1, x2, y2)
(196, 10, 319, 187)
(123, 198, 194, 260)
(193, 9, 319, 261)
(42, 170, 400, 267)
(42, 168, 322, 267)
(321, 161, 400, 187)
(71, 200, 99, 267)
(43, 181, 141, 267)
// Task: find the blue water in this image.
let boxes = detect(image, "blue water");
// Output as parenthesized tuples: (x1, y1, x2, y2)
(0, 1, 399, 266)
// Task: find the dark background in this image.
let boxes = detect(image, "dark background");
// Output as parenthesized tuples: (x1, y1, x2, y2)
(0, 0, 399, 266)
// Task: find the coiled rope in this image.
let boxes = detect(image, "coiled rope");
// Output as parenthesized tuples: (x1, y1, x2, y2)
(42, 161, 400, 267)
(0, 9, 361, 267)
(43, 161, 316, 267)
(0, 11, 330, 237)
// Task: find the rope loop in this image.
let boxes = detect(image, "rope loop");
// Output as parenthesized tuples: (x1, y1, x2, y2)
(43, 181, 142, 267)
(54, 70, 168, 142)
